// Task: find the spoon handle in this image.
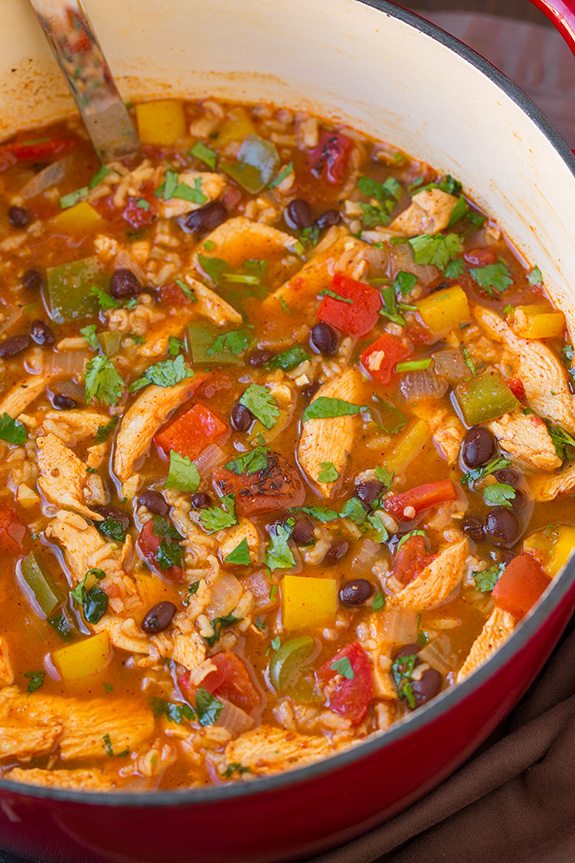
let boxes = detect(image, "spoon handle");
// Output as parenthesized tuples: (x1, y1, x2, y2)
(27, 0, 140, 163)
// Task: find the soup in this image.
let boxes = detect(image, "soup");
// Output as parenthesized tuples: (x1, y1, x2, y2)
(0, 98, 573, 791)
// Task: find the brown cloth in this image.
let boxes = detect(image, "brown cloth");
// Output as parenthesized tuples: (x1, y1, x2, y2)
(308, 14, 575, 862)
(310, 617, 575, 863)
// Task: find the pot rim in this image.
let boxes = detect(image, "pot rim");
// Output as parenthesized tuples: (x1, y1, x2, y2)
(2, 0, 575, 808)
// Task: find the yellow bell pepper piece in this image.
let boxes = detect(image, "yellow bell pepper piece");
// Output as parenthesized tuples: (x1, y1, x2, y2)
(52, 631, 111, 681)
(216, 107, 256, 147)
(134, 574, 174, 624)
(385, 419, 430, 476)
(136, 100, 186, 145)
(415, 285, 470, 339)
(523, 524, 575, 577)
(51, 202, 103, 233)
(282, 576, 338, 631)
(511, 304, 565, 339)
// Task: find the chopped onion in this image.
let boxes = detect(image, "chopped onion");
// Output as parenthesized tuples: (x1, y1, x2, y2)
(51, 379, 85, 404)
(194, 443, 227, 478)
(351, 538, 381, 574)
(432, 349, 468, 383)
(19, 158, 69, 200)
(418, 634, 457, 674)
(216, 698, 255, 737)
(390, 243, 438, 288)
(207, 573, 243, 618)
(378, 608, 418, 645)
(48, 350, 90, 378)
(400, 369, 448, 402)
(243, 570, 275, 611)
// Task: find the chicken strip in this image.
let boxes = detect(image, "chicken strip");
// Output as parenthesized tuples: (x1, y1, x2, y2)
(487, 411, 561, 472)
(224, 726, 333, 777)
(456, 607, 516, 682)
(0, 637, 14, 686)
(529, 460, 575, 501)
(298, 368, 363, 497)
(389, 188, 459, 237)
(0, 373, 51, 418)
(393, 537, 468, 612)
(412, 402, 465, 465)
(36, 433, 103, 520)
(6, 767, 117, 791)
(45, 510, 125, 587)
(194, 216, 297, 269)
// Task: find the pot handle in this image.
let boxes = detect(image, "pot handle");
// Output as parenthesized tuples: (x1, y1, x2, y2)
(529, 0, 575, 56)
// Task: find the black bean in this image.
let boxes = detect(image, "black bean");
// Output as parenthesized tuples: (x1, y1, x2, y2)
(461, 427, 496, 468)
(93, 505, 130, 533)
(324, 539, 349, 565)
(8, 206, 31, 228)
(50, 392, 77, 410)
(30, 320, 54, 346)
(412, 668, 442, 707)
(284, 198, 313, 230)
(494, 468, 521, 487)
(356, 480, 384, 509)
(301, 382, 320, 401)
(291, 517, 315, 546)
(484, 507, 520, 548)
(309, 322, 339, 356)
(462, 516, 484, 543)
(110, 268, 141, 299)
(248, 349, 274, 368)
(0, 334, 31, 358)
(179, 201, 227, 234)
(510, 489, 528, 515)
(141, 601, 177, 635)
(339, 578, 373, 606)
(22, 268, 44, 291)
(316, 209, 342, 231)
(190, 492, 211, 510)
(230, 402, 253, 432)
(138, 490, 169, 516)
(394, 643, 421, 659)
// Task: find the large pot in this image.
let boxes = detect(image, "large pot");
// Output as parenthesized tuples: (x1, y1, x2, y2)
(1, 2, 574, 861)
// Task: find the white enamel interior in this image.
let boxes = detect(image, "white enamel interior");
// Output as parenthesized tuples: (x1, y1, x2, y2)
(1, 0, 575, 328)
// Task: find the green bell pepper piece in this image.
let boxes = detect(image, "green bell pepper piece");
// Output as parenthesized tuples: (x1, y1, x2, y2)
(455, 369, 519, 426)
(98, 330, 122, 357)
(45, 256, 107, 324)
(220, 135, 280, 194)
(20, 552, 61, 618)
(269, 635, 318, 694)
(269, 345, 309, 371)
(49, 606, 78, 641)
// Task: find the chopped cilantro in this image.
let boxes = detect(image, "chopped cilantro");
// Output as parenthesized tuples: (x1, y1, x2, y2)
(225, 446, 269, 476)
(292, 505, 339, 523)
(391, 653, 418, 709)
(151, 697, 196, 723)
(222, 762, 252, 779)
(174, 279, 197, 302)
(318, 461, 339, 483)
(24, 671, 45, 693)
(396, 529, 427, 551)
(195, 687, 223, 726)
(409, 233, 463, 270)
(473, 562, 506, 593)
(447, 195, 470, 227)
(444, 258, 465, 279)
(166, 451, 200, 492)
(461, 455, 511, 486)
(367, 511, 389, 543)
(372, 590, 385, 611)
(373, 397, 407, 435)
(98, 515, 127, 542)
(331, 656, 355, 680)
(239, 384, 280, 429)
(157, 537, 183, 571)
(155, 169, 207, 204)
(469, 261, 513, 295)
(393, 271, 417, 296)
(85, 355, 125, 406)
(71, 568, 108, 624)
(204, 615, 239, 647)
(207, 329, 252, 357)
(318, 288, 353, 305)
(95, 416, 118, 443)
(130, 355, 194, 392)
(224, 538, 251, 566)
(168, 335, 185, 356)
(80, 323, 100, 351)
(340, 496, 367, 526)
(483, 482, 516, 508)
(190, 141, 217, 169)
(375, 465, 394, 489)
(90, 286, 120, 311)
(0, 412, 28, 444)
(302, 397, 366, 422)
(548, 424, 575, 462)
(199, 494, 237, 534)
(462, 346, 476, 376)
(527, 266, 542, 286)
(269, 345, 309, 371)
(265, 521, 296, 572)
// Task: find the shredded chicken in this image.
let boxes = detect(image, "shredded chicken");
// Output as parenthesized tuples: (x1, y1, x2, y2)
(456, 607, 516, 682)
(393, 537, 468, 612)
(488, 411, 561, 472)
(36, 433, 104, 520)
(390, 188, 459, 236)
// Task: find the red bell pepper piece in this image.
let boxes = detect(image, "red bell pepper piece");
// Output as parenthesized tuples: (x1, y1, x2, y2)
(0, 506, 26, 554)
(360, 333, 412, 385)
(121, 195, 158, 230)
(384, 480, 457, 521)
(318, 273, 381, 338)
(195, 652, 261, 717)
(506, 377, 526, 401)
(137, 520, 183, 581)
(6, 138, 74, 162)
(317, 642, 373, 725)
(492, 553, 550, 620)
(392, 535, 434, 586)
(308, 131, 353, 185)
(154, 402, 229, 461)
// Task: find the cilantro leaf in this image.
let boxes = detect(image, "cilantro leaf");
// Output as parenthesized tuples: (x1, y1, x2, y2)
(292, 505, 339, 523)
(152, 515, 181, 539)
(168, 335, 184, 356)
(224, 538, 251, 566)
(85, 355, 125, 405)
(98, 515, 128, 542)
(268, 161, 294, 189)
(95, 416, 118, 443)
(225, 446, 270, 476)
(318, 288, 353, 305)
(391, 653, 418, 708)
(548, 424, 575, 462)
(483, 482, 516, 508)
(447, 195, 470, 227)
(375, 465, 394, 489)
(80, 323, 100, 351)
(318, 461, 339, 483)
(331, 656, 355, 679)
(190, 141, 217, 169)
(195, 687, 223, 726)
(157, 537, 183, 570)
(222, 762, 252, 779)
(373, 397, 407, 435)
(239, 384, 280, 429)
(265, 521, 296, 572)
(372, 590, 385, 611)
(155, 169, 207, 204)
(302, 397, 366, 422)
(151, 697, 196, 724)
(444, 258, 465, 279)
(24, 671, 45, 693)
(367, 511, 389, 543)
(392, 271, 417, 297)
(166, 451, 200, 492)
(409, 233, 463, 270)
(269, 345, 309, 371)
(71, 568, 108, 624)
(473, 562, 506, 593)
(340, 496, 367, 525)
(527, 266, 542, 286)
(199, 495, 237, 534)
(396, 529, 427, 551)
(461, 455, 511, 487)
(174, 279, 197, 302)
(131, 355, 194, 391)
(91, 286, 121, 311)
(207, 329, 252, 358)
(0, 412, 27, 444)
(469, 261, 513, 294)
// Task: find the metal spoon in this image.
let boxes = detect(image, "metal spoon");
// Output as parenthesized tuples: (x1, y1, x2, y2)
(27, 0, 140, 164)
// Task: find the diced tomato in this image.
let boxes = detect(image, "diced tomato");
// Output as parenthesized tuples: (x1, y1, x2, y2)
(492, 553, 550, 620)
(0, 507, 26, 554)
(360, 333, 412, 385)
(392, 535, 433, 586)
(464, 247, 497, 267)
(384, 480, 457, 521)
(317, 642, 373, 725)
(307, 131, 354, 185)
(318, 274, 382, 338)
(121, 195, 158, 230)
(154, 403, 229, 461)
(6, 138, 74, 162)
(160, 281, 194, 307)
(137, 520, 183, 581)
(201, 652, 262, 716)
(213, 451, 305, 516)
(506, 377, 526, 401)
